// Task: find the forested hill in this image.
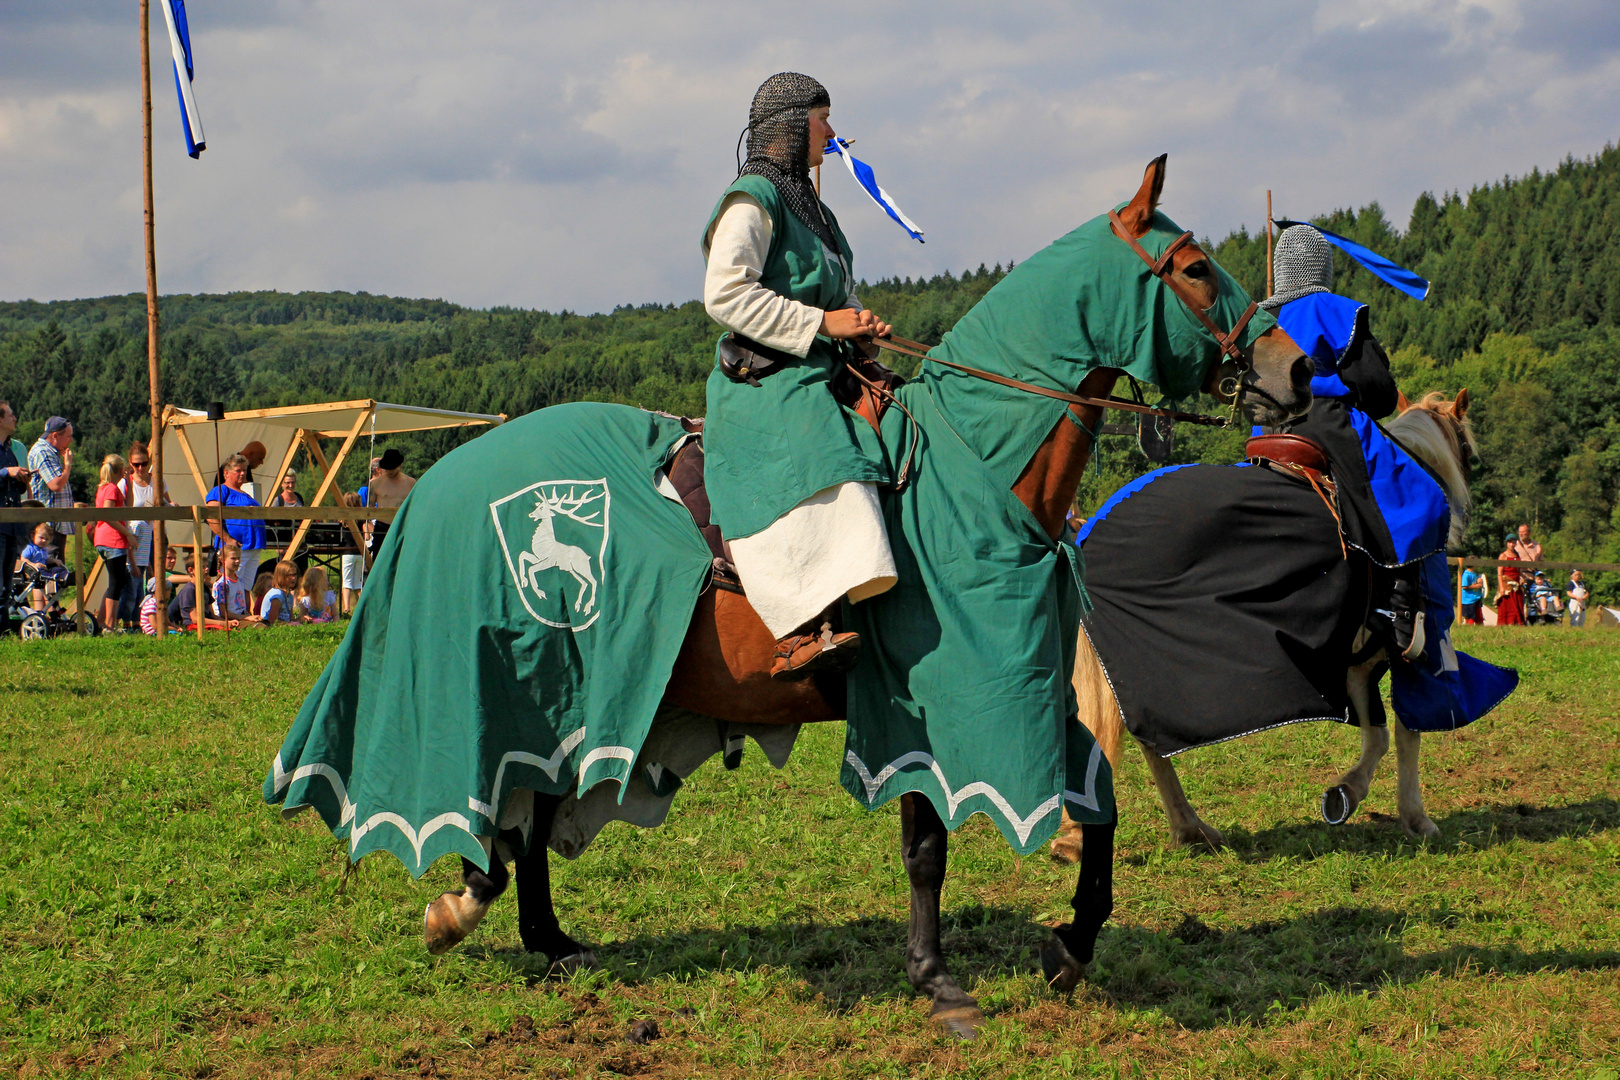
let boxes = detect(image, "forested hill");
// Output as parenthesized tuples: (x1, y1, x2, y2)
(4, 144, 1620, 579)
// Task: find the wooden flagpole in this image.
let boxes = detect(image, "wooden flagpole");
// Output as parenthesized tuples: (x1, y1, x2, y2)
(141, 0, 169, 634)
(1265, 190, 1274, 301)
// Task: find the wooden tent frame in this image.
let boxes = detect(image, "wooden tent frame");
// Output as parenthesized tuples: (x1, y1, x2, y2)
(160, 399, 503, 565)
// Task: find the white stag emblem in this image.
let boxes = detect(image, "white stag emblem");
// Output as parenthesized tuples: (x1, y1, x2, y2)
(490, 478, 610, 631)
(518, 487, 600, 614)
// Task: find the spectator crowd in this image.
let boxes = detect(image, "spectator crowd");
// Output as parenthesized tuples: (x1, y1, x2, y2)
(0, 410, 416, 637)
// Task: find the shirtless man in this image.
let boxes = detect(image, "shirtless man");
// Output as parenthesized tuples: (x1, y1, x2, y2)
(365, 448, 415, 556)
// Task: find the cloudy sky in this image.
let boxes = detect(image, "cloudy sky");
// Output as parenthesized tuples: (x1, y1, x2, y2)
(2, 0, 1617, 312)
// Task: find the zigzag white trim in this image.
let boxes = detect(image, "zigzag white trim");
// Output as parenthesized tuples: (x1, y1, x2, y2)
(844, 749, 1069, 845)
(271, 753, 357, 826)
(467, 727, 588, 821)
(577, 745, 636, 787)
(1063, 742, 1105, 812)
(273, 751, 480, 870)
(349, 810, 472, 869)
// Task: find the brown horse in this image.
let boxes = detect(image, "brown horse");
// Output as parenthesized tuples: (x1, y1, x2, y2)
(422, 155, 1313, 1038)
(1052, 391, 1475, 860)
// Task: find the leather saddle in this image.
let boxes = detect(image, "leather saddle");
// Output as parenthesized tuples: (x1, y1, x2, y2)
(1245, 433, 1346, 556)
(665, 419, 743, 595)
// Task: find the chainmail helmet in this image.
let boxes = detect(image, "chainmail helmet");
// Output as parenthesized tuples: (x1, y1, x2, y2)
(737, 72, 837, 250)
(1261, 223, 1335, 309)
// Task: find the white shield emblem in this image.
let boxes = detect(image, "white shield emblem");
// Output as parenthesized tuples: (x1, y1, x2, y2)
(490, 479, 610, 631)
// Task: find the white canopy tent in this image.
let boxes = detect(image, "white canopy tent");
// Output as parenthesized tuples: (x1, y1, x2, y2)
(160, 400, 504, 507)
(158, 398, 504, 561)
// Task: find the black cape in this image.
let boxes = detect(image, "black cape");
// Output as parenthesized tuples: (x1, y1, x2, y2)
(1079, 463, 1368, 756)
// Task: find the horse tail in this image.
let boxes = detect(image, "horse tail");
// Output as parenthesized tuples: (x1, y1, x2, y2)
(1072, 626, 1125, 769)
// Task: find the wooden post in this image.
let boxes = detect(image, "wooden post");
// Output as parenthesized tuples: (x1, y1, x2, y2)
(140, 0, 168, 634)
(1265, 190, 1274, 300)
(192, 506, 207, 642)
(74, 527, 86, 635)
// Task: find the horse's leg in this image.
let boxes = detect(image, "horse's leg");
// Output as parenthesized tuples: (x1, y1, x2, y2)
(424, 850, 510, 955)
(1393, 713, 1440, 839)
(899, 792, 984, 1039)
(1054, 631, 1128, 863)
(1322, 659, 1389, 825)
(1050, 805, 1084, 863)
(514, 793, 598, 970)
(1040, 819, 1115, 992)
(1139, 741, 1224, 849)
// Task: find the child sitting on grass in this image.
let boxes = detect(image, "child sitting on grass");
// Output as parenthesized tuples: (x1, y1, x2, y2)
(296, 566, 338, 623)
(212, 541, 261, 625)
(259, 560, 310, 625)
(18, 522, 69, 611)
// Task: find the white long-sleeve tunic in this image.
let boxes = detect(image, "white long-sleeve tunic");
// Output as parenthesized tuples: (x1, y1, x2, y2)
(699, 191, 895, 638)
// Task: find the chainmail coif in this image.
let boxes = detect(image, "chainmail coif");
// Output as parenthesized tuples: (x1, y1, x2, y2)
(738, 72, 838, 251)
(1262, 224, 1335, 309)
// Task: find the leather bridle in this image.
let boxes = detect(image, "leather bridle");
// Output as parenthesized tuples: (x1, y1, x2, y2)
(1107, 209, 1259, 373)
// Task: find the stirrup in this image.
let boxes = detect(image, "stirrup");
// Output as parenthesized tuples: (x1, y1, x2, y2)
(770, 619, 860, 682)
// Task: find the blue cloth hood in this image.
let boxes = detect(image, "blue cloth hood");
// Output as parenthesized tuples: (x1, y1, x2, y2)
(1277, 293, 1367, 395)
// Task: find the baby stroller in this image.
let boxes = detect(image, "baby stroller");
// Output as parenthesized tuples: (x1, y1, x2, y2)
(9, 565, 98, 640)
(1526, 577, 1564, 626)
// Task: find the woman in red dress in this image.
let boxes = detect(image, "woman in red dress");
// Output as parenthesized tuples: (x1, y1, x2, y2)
(1495, 535, 1527, 625)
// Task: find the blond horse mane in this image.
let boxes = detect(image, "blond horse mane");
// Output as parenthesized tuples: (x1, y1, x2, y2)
(1383, 391, 1476, 549)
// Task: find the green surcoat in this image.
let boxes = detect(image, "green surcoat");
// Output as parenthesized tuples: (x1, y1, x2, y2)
(701, 175, 890, 540)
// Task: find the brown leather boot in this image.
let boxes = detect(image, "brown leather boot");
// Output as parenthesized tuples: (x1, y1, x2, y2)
(770, 619, 861, 682)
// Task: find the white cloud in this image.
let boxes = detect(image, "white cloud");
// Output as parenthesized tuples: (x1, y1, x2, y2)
(0, 0, 1615, 310)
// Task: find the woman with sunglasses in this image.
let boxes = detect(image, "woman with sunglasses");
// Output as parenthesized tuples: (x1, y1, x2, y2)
(120, 442, 171, 620)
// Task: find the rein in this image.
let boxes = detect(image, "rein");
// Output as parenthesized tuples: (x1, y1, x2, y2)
(869, 334, 1231, 428)
(866, 215, 1263, 430)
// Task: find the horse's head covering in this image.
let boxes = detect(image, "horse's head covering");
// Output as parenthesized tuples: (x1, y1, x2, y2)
(1262, 224, 1335, 309)
(738, 72, 837, 249)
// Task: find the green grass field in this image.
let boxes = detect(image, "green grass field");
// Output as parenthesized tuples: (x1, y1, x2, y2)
(1, 626, 1616, 1078)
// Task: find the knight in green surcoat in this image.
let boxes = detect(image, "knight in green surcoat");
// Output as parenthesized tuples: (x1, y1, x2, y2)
(702, 72, 896, 681)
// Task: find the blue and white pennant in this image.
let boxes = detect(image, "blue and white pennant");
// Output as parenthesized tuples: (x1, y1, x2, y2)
(824, 137, 924, 243)
(158, 0, 206, 158)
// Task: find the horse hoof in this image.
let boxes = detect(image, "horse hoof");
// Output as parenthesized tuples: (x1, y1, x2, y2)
(1403, 816, 1441, 840)
(1040, 933, 1084, 994)
(1172, 821, 1225, 850)
(1321, 785, 1357, 826)
(930, 1001, 985, 1040)
(423, 890, 489, 956)
(550, 950, 598, 976)
(1049, 831, 1083, 864)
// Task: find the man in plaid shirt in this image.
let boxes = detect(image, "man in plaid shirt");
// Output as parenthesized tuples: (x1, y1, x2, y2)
(28, 416, 75, 539)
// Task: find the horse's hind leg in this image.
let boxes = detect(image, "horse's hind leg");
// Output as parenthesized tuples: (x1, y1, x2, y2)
(900, 793, 984, 1039)
(1393, 714, 1440, 839)
(515, 793, 597, 971)
(1140, 742, 1224, 849)
(424, 852, 509, 955)
(1322, 659, 1389, 825)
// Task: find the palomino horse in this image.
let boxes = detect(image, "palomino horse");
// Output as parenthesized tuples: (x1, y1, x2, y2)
(415, 156, 1313, 1038)
(1052, 390, 1475, 859)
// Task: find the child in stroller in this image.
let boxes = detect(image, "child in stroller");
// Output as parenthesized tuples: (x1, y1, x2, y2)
(10, 523, 92, 638)
(1527, 570, 1564, 626)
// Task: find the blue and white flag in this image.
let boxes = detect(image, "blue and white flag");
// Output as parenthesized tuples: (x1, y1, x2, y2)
(1277, 218, 1427, 300)
(824, 137, 924, 243)
(159, 0, 205, 158)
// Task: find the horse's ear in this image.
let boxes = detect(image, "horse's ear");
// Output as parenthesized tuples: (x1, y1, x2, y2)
(1115, 154, 1168, 238)
(1454, 387, 1470, 419)
(1397, 389, 1412, 412)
